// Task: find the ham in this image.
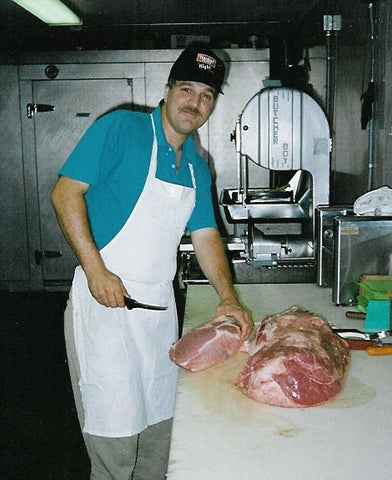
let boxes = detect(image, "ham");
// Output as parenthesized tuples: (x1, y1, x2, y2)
(169, 315, 243, 372)
(235, 307, 350, 407)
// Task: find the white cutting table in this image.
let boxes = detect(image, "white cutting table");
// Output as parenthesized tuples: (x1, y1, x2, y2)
(167, 284, 392, 480)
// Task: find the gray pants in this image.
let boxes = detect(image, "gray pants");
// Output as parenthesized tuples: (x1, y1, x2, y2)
(64, 298, 172, 480)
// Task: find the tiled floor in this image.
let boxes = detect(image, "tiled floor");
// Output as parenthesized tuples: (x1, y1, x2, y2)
(1, 291, 175, 480)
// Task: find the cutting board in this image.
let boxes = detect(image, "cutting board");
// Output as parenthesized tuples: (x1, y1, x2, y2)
(167, 284, 392, 480)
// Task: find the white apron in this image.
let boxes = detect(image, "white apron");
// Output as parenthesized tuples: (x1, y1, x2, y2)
(71, 114, 196, 437)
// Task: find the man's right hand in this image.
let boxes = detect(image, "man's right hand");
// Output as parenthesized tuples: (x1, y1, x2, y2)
(86, 267, 129, 308)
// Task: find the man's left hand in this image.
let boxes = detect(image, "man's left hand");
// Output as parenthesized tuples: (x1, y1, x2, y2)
(216, 300, 253, 341)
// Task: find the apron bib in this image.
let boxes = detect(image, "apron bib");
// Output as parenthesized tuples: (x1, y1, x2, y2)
(71, 114, 196, 437)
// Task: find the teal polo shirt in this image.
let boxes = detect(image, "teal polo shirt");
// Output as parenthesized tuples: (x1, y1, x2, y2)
(58, 106, 216, 250)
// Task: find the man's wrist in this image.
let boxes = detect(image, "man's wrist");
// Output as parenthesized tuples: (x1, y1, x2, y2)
(219, 295, 240, 306)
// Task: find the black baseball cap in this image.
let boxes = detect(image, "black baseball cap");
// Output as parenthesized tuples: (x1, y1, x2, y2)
(168, 44, 225, 94)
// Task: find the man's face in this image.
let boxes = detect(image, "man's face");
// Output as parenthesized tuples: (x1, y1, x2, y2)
(163, 81, 216, 137)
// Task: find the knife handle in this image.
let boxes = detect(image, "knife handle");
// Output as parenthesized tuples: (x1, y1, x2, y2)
(366, 346, 392, 355)
(345, 311, 366, 319)
(346, 339, 377, 350)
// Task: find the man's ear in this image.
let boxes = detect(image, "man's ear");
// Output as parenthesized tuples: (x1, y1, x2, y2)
(163, 85, 170, 103)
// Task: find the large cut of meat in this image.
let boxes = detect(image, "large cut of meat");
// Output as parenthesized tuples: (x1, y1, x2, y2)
(235, 307, 350, 407)
(169, 316, 243, 372)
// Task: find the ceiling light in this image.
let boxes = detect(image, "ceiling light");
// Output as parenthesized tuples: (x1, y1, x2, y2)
(12, 0, 83, 26)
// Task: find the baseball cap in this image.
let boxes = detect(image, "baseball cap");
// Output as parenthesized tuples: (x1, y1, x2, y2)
(168, 43, 225, 94)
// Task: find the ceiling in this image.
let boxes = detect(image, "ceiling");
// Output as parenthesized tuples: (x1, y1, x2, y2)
(0, 0, 367, 55)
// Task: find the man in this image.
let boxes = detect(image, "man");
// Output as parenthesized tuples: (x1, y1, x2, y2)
(51, 43, 252, 479)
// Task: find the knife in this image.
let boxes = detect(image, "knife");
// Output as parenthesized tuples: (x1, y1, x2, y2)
(124, 296, 168, 311)
(333, 328, 392, 341)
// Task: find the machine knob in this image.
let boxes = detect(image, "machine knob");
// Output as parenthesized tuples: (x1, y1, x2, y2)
(282, 244, 292, 255)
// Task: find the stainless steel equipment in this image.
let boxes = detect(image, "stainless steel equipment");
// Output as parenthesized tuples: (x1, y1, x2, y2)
(220, 86, 331, 283)
(332, 216, 392, 305)
(315, 205, 354, 287)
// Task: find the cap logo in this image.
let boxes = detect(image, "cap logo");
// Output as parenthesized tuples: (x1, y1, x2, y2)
(196, 53, 216, 72)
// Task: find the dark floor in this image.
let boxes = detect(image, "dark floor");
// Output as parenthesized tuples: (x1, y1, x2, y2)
(1, 288, 187, 480)
(1, 291, 90, 480)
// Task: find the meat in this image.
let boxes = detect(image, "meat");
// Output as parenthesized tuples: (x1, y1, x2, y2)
(235, 307, 350, 407)
(169, 316, 243, 372)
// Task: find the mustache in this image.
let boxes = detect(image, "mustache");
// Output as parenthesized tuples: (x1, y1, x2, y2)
(180, 106, 201, 116)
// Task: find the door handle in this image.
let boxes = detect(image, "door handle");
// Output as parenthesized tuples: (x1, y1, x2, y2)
(34, 250, 62, 265)
(27, 103, 55, 119)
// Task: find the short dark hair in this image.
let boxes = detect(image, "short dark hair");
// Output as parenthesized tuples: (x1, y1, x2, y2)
(166, 77, 219, 99)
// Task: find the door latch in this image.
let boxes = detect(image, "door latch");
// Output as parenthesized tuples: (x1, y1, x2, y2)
(34, 250, 62, 265)
(27, 103, 55, 119)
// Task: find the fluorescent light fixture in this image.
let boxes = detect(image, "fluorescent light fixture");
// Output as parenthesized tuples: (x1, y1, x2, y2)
(12, 0, 83, 26)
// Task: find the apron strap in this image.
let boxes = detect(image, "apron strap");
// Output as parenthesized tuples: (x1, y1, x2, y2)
(188, 162, 196, 190)
(147, 114, 158, 177)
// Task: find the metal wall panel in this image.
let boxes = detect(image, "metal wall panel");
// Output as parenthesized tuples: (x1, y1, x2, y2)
(0, 66, 30, 284)
(29, 78, 138, 282)
(145, 62, 172, 108)
(331, 45, 370, 204)
(18, 63, 145, 81)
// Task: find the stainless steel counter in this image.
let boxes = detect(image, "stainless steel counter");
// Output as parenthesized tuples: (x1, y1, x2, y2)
(167, 284, 392, 480)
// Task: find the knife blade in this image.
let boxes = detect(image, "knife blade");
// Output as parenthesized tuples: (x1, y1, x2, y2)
(124, 296, 168, 311)
(333, 328, 392, 341)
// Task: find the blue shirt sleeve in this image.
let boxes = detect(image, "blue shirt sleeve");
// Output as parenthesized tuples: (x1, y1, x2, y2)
(58, 110, 153, 249)
(59, 111, 140, 186)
